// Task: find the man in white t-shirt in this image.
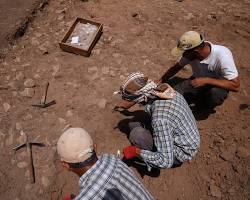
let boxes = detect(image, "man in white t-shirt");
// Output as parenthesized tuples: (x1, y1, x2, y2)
(160, 31, 240, 108)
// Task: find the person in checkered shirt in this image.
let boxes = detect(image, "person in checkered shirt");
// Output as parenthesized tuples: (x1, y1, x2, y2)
(114, 72, 200, 169)
(57, 127, 155, 200)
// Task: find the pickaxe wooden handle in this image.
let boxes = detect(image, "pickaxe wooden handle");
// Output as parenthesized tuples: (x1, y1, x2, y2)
(13, 132, 45, 183)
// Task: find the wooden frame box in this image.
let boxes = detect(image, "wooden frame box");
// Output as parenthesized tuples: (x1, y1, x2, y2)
(59, 18, 103, 57)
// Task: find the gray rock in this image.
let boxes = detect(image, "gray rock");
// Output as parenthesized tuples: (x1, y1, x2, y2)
(3, 103, 11, 112)
(236, 146, 250, 158)
(20, 88, 35, 98)
(97, 98, 107, 109)
(17, 161, 28, 168)
(24, 79, 35, 88)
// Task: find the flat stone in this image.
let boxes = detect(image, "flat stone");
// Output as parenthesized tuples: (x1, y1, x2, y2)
(25, 184, 32, 191)
(88, 72, 100, 81)
(16, 134, 26, 144)
(33, 74, 40, 79)
(112, 53, 120, 58)
(183, 13, 194, 20)
(5, 133, 14, 146)
(97, 98, 107, 109)
(23, 114, 33, 120)
(24, 170, 30, 178)
(219, 145, 236, 161)
(109, 70, 116, 77)
(236, 146, 250, 158)
(15, 72, 24, 80)
(38, 46, 48, 55)
(101, 66, 109, 75)
(58, 117, 66, 124)
(8, 81, 19, 90)
(52, 65, 60, 77)
(31, 38, 40, 46)
(92, 49, 101, 55)
(12, 91, 18, 96)
(24, 79, 35, 88)
(41, 176, 50, 187)
(87, 66, 98, 73)
(66, 110, 73, 117)
(209, 183, 222, 198)
(15, 122, 22, 131)
(119, 75, 126, 81)
(3, 102, 11, 112)
(20, 88, 35, 98)
(17, 161, 28, 168)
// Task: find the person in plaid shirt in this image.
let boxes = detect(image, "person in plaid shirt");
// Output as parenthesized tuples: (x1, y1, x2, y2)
(114, 72, 200, 169)
(57, 127, 155, 200)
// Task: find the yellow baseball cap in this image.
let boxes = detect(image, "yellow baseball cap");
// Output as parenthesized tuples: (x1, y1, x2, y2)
(57, 128, 94, 163)
(171, 31, 204, 57)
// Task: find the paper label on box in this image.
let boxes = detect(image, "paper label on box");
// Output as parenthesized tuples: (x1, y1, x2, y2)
(71, 36, 80, 44)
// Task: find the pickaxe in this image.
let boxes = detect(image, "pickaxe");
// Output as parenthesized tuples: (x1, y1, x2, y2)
(32, 82, 56, 108)
(13, 132, 45, 183)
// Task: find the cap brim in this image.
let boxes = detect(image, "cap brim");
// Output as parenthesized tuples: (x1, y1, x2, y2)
(171, 47, 184, 57)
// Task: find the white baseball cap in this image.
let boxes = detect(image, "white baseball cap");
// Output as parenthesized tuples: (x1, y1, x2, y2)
(57, 128, 94, 163)
(171, 31, 204, 56)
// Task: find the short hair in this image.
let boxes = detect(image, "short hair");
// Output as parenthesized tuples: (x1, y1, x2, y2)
(193, 41, 205, 50)
(68, 151, 97, 169)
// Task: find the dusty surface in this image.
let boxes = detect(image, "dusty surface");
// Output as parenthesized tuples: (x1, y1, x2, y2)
(0, 0, 47, 56)
(0, 0, 250, 199)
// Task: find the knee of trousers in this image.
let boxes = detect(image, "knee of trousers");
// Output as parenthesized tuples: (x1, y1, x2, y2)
(129, 127, 153, 150)
(208, 87, 228, 106)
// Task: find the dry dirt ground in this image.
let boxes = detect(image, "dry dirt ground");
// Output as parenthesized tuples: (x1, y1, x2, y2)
(0, 0, 250, 200)
(0, 0, 48, 56)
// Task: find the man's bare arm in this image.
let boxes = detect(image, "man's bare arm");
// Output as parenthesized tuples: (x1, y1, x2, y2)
(192, 77, 240, 92)
(159, 63, 184, 83)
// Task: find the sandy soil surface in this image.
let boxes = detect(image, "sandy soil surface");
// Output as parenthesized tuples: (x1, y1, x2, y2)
(0, 0, 48, 56)
(0, 0, 250, 199)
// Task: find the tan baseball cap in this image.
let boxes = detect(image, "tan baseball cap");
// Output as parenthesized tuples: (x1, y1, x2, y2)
(57, 128, 94, 163)
(171, 31, 204, 57)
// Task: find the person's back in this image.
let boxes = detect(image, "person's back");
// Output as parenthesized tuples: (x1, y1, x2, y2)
(76, 154, 154, 200)
(57, 128, 155, 200)
(145, 92, 200, 164)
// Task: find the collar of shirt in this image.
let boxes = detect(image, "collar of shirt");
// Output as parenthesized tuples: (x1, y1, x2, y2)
(78, 156, 100, 187)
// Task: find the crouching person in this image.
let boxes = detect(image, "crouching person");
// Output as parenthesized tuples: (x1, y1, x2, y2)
(114, 72, 200, 169)
(57, 127, 155, 200)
